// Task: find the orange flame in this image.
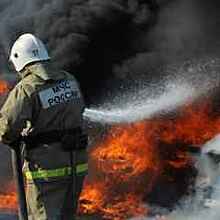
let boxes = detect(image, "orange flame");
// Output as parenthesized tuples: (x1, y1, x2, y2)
(159, 102, 220, 145)
(0, 182, 17, 213)
(0, 80, 17, 213)
(0, 193, 17, 212)
(79, 100, 220, 219)
(0, 80, 10, 94)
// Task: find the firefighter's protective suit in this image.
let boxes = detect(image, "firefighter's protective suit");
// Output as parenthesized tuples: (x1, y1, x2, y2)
(0, 62, 88, 219)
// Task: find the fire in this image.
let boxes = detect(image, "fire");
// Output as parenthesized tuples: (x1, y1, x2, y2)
(80, 182, 148, 220)
(0, 80, 10, 94)
(0, 193, 17, 212)
(0, 79, 17, 213)
(91, 123, 160, 182)
(159, 102, 220, 145)
(0, 182, 17, 212)
(78, 122, 161, 219)
(79, 100, 220, 219)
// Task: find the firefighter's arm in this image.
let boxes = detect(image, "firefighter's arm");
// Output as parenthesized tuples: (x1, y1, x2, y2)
(0, 84, 32, 146)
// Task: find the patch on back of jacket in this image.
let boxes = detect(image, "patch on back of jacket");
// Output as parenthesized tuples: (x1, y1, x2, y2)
(38, 80, 81, 109)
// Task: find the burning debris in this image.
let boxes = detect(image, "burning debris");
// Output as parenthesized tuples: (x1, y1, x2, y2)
(0, 181, 17, 213)
(78, 100, 220, 219)
(0, 80, 9, 94)
(0, 79, 11, 107)
(0, 80, 16, 214)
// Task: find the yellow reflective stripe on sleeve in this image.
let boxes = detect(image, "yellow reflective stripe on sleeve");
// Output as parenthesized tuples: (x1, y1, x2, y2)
(25, 163, 88, 181)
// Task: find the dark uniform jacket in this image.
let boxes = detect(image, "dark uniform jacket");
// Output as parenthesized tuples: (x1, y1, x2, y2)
(0, 63, 86, 180)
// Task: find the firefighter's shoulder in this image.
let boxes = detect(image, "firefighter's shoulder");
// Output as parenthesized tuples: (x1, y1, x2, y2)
(16, 74, 44, 98)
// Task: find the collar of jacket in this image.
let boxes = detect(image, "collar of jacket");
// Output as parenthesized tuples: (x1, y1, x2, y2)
(19, 63, 63, 81)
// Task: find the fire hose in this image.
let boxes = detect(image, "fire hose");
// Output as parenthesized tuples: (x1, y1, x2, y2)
(70, 149, 78, 215)
(11, 146, 28, 220)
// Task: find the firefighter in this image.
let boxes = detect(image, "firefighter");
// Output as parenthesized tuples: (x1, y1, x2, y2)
(0, 33, 88, 219)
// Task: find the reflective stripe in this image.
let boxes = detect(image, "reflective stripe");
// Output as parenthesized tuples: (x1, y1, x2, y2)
(76, 163, 88, 174)
(25, 163, 88, 181)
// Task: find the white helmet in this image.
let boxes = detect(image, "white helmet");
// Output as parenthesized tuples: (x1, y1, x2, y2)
(9, 33, 50, 72)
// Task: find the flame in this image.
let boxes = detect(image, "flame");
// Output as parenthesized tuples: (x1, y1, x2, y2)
(80, 182, 148, 219)
(91, 123, 160, 182)
(0, 80, 17, 213)
(78, 122, 161, 219)
(0, 182, 17, 212)
(159, 102, 220, 145)
(0, 80, 10, 94)
(79, 100, 220, 219)
(0, 193, 17, 212)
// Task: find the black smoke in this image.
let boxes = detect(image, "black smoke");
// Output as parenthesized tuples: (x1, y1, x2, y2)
(0, 0, 159, 103)
(1, 0, 220, 103)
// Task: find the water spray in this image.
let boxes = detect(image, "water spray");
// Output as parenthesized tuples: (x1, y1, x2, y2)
(84, 58, 220, 125)
(83, 82, 196, 124)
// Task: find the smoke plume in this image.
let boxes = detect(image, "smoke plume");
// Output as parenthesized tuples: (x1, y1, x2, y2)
(1, 0, 220, 102)
(0, 0, 158, 102)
